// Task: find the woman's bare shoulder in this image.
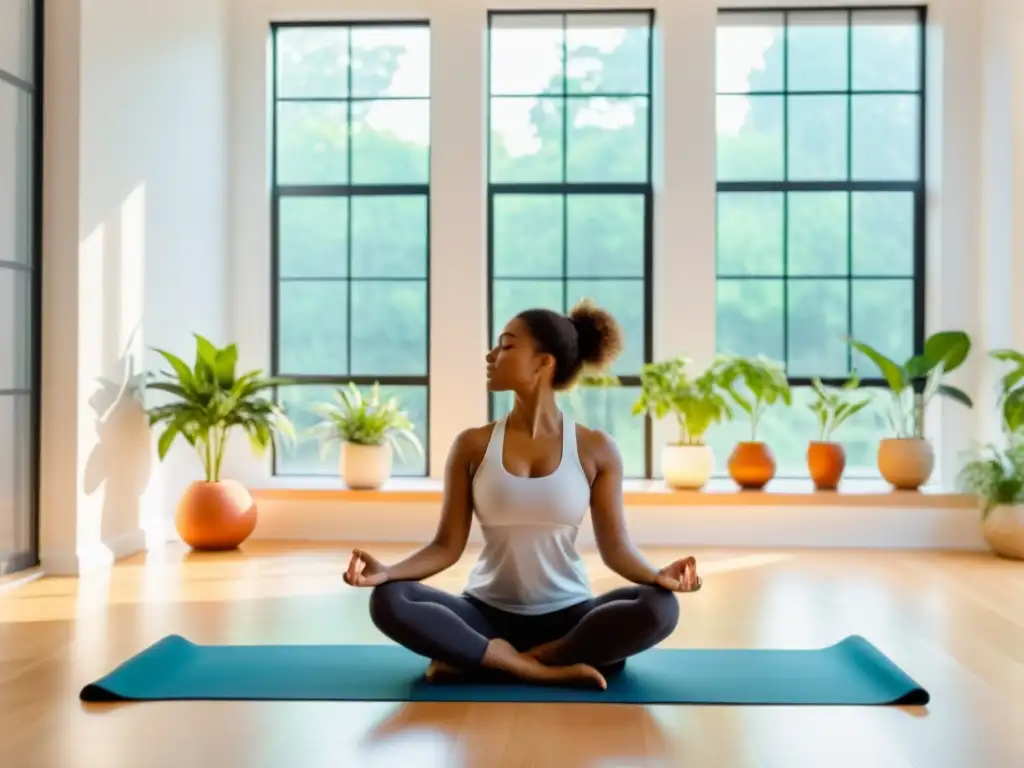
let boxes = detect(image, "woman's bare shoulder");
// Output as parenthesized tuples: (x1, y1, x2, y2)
(451, 422, 499, 469)
(573, 423, 621, 471)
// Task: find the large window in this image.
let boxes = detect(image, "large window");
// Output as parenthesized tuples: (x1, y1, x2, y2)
(270, 22, 431, 476)
(710, 7, 925, 475)
(0, 0, 42, 575)
(487, 11, 654, 478)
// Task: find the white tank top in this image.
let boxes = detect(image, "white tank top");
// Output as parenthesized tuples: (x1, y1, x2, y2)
(464, 412, 594, 615)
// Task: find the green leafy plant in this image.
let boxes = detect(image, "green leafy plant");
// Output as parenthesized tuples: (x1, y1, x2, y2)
(633, 357, 733, 445)
(844, 330, 973, 438)
(989, 348, 1024, 434)
(716, 354, 792, 442)
(146, 334, 294, 482)
(808, 374, 871, 441)
(956, 438, 1024, 519)
(310, 382, 423, 461)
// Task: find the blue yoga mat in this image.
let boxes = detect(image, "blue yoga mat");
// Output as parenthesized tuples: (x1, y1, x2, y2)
(79, 634, 928, 706)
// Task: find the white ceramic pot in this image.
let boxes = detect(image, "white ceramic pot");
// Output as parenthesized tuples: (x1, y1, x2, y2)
(340, 442, 392, 490)
(661, 444, 714, 490)
(877, 437, 934, 490)
(981, 504, 1024, 560)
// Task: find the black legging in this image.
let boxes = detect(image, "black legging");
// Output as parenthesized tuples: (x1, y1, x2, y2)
(369, 581, 680, 671)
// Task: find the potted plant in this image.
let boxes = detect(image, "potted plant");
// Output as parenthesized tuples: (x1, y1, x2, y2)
(717, 354, 792, 489)
(309, 382, 423, 490)
(955, 347, 1024, 559)
(633, 357, 732, 489)
(146, 334, 294, 550)
(806, 374, 871, 490)
(845, 331, 973, 489)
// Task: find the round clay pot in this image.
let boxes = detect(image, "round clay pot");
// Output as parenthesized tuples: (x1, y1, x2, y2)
(661, 444, 714, 490)
(175, 480, 257, 551)
(807, 441, 846, 491)
(727, 442, 776, 490)
(877, 437, 934, 490)
(340, 441, 393, 490)
(981, 504, 1024, 560)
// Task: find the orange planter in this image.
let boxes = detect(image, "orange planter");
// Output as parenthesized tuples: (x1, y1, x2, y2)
(727, 442, 776, 489)
(807, 441, 846, 490)
(175, 479, 258, 551)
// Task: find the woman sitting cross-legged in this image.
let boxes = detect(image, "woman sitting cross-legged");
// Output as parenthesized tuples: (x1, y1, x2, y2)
(344, 300, 702, 690)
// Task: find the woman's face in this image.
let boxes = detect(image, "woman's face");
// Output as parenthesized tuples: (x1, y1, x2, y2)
(485, 318, 553, 393)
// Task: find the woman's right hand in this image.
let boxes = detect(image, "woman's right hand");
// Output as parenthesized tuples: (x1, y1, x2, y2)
(344, 548, 390, 587)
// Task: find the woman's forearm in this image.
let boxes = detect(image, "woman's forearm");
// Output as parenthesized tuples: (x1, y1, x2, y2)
(383, 543, 459, 583)
(604, 541, 660, 586)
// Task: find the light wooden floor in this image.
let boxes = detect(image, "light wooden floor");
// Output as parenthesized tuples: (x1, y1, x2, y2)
(1, 542, 1023, 768)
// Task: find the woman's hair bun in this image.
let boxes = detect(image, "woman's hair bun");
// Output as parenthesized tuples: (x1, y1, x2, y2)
(568, 298, 624, 368)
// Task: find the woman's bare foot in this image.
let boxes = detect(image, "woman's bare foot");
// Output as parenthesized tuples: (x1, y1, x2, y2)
(425, 659, 465, 681)
(523, 636, 567, 666)
(482, 638, 606, 690)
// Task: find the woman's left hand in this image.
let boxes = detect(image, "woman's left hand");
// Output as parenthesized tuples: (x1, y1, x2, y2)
(654, 556, 702, 592)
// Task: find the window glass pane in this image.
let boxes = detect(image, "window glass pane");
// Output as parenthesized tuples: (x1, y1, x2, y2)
(716, 12, 783, 93)
(349, 281, 427, 376)
(350, 26, 429, 98)
(787, 95, 847, 181)
(277, 384, 427, 477)
(0, 0, 33, 85)
(852, 192, 914, 277)
(350, 99, 429, 185)
(851, 279, 914, 376)
(493, 194, 563, 278)
(566, 96, 648, 183)
(788, 191, 847, 277)
(786, 279, 849, 378)
(276, 27, 349, 99)
(851, 94, 919, 181)
(350, 196, 427, 278)
(278, 197, 348, 279)
(852, 9, 921, 91)
(0, 82, 32, 266)
(716, 95, 783, 181)
(489, 14, 564, 97)
(491, 279, 563, 345)
(0, 394, 33, 575)
(0, 267, 30, 390)
(566, 195, 644, 278)
(715, 279, 784, 361)
(490, 97, 564, 183)
(717, 192, 784, 277)
(277, 282, 348, 375)
(786, 11, 847, 92)
(276, 102, 348, 185)
(565, 13, 650, 95)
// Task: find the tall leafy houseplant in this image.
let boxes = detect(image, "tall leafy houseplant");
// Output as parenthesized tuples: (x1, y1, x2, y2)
(310, 382, 423, 490)
(146, 334, 294, 550)
(806, 374, 871, 490)
(954, 348, 1024, 560)
(845, 330, 973, 489)
(634, 357, 732, 490)
(717, 354, 792, 489)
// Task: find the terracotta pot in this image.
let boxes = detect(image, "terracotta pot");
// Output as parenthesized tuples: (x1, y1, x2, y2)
(340, 442, 392, 490)
(727, 442, 776, 490)
(175, 479, 257, 551)
(661, 444, 714, 490)
(878, 437, 934, 490)
(981, 504, 1024, 560)
(807, 441, 846, 490)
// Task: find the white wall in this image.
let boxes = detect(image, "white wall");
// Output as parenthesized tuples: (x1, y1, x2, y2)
(228, 0, 1006, 491)
(39, 0, 229, 575)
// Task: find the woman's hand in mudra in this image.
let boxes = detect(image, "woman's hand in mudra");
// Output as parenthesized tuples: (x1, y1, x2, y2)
(344, 548, 390, 587)
(654, 556, 702, 593)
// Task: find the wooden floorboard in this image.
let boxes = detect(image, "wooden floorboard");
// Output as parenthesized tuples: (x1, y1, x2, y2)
(1, 542, 1022, 768)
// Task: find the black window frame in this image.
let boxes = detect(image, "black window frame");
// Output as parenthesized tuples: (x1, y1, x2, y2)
(268, 19, 432, 477)
(0, 0, 45, 576)
(485, 8, 656, 479)
(715, 5, 928, 389)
